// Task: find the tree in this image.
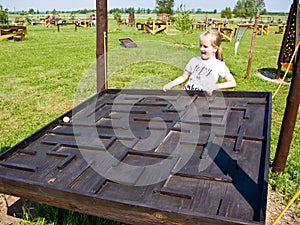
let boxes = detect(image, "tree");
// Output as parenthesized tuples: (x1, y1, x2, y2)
(174, 5, 194, 34)
(69, 12, 75, 20)
(221, 7, 232, 19)
(126, 7, 135, 14)
(156, 0, 174, 14)
(0, 5, 8, 21)
(28, 8, 34, 15)
(52, 9, 58, 16)
(112, 11, 121, 24)
(196, 8, 202, 14)
(233, 0, 265, 21)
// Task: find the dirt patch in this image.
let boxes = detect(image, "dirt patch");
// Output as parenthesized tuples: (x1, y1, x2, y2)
(266, 188, 300, 225)
(1, 189, 299, 224)
(0, 195, 23, 224)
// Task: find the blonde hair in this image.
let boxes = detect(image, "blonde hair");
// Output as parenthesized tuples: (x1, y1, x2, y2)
(200, 29, 223, 61)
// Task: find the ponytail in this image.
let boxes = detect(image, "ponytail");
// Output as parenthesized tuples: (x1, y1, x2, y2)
(216, 45, 223, 61)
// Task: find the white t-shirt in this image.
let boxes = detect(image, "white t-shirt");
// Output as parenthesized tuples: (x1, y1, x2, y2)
(184, 56, 230, 91)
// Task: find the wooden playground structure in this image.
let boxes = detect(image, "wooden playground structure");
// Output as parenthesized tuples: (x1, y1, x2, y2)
(143, 20, 169, 35)
(40, 14, 96, 31)
(124, 12, 275, 41)
(276, 25, 286, 34)
(135, 13, 170, 35)
(276, 0, 299, 77)
(218, 26, 234, 42)
(192, 20, 235, 42)
(0, 26, 27, 41)
(256, 24, 270, 35)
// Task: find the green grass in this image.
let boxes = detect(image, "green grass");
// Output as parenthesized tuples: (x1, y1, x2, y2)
(21, 203, 126, 225)
(0, 17, 299, 223)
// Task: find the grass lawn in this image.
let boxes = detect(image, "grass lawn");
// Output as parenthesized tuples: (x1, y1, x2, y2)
(0, 16, 299, 224)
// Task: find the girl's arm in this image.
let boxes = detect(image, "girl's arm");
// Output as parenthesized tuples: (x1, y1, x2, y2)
(163, 70, 190, 92)
(217, 73, 236, 89)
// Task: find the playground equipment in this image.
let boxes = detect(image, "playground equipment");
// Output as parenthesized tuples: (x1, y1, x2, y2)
(0, 89, 272, 225)
(156, 13, 172, 25)
(275, 25, 286, 34)
(217, 26, 234, 42)
(74, 19, 89, 28)
(273, 0, 300, 172)
(136, 14, 170, 35)
(276, 0, 299, 78)
(256, 24, 270, 35)
(41, 15, 56, 27)
(119, 38, 137, 48)
(74, 16, 96, 31)
(143, 20, 169, 35)
(192, 21, 208, 30)
(193, 20, 234, 42)
(0, 26, 27, 41)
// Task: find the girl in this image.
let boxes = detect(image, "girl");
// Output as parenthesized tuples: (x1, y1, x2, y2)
(163, 29, 236, 95)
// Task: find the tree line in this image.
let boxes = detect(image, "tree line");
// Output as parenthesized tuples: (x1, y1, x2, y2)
(0, 0, 288, 23)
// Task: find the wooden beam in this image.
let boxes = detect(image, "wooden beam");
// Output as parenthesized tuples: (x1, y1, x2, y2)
(96, 0, 108, 92)
(273, 44, 300, 173)
(246, 9, 260, 78)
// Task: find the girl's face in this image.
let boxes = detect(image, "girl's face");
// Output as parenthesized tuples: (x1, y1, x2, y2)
(199, 36, 218, 60)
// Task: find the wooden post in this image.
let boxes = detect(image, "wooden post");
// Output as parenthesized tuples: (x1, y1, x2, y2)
(273, 45, 300, 173)
(246, 9, 260, 78)
(96, 0, 108, 92)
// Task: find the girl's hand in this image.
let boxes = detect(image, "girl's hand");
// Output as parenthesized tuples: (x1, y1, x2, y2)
(163, 82, 175, 92)
(163, 73, 189, 92)
(205, 89, 213, 96)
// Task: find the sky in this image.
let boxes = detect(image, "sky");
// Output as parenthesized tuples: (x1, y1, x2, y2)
(0, 0, 293, 13)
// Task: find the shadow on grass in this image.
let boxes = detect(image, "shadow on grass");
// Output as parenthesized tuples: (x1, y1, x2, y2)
(259, 68, 292, 83)
(7, 199, 130, 225)
(0, 146, 11, 155)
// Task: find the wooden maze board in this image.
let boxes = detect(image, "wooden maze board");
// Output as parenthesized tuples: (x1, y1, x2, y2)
(0, 89, 271, 225)
(119, 38, 137, 48)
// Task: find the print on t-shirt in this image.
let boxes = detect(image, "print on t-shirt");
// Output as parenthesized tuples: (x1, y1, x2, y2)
(184, 59, 217, 91)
